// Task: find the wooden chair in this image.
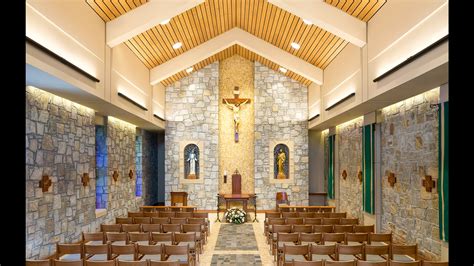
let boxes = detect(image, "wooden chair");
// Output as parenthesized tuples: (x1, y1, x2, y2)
(152, 217, 170, 225)
(175, 232, 199, 261)
(276, 192, 290, 211)
(128, 232, 151, 245)
(298, 212, 315, 218)
(303, 218, 322, 225)
(291, 260, 323, 266)
(52, 260, 83, 266)
(137, 243, 163, 261)
(313, 225, 334, 233)
(162, 224, 182, 234)
(325, 260, 357, 266)
(292, 225, 313, 234)
(122, 224, 141, 233)
(299, 233, 322, 246)
(391, 244, 418, 261)
(313, 213, 331, 219)
(151, 232, 174, 246)
(265, 218, 286, 238)
(365, 245, 389, 262)
(191, 212, 210, 236)
(368, 233, 392, 246)
(134, 217, 151, 224)
(116, 217, 133, 224)
(163, 244, 194, 266)
(266, 212, 282, 220)
(82, 232, 105, 245)
(323, 218, 341, 225)
(186, 218, 208, 243)
(170, 218, 187, 225)
(26, 259, 51, 266)
(357, 261, 388, 266)
(322, 233, 345, 245)
(270, 225, 293, 247)
(182, 224, 204, 253)
(310, 243, 337, 261)
(84, 260, 117, 266)
(142, 212, 160, 218)
(280, 244, 310, 266)
(128, 212, 143, 218)
(116, 261, 148, 266)
(282, 212, 299, 218)
(337, 243, 365, 261)
(421, 261, 449, 266)
(329, 212, 347, 219)
(56, 243, 84, 261)
(106, 232, 128, 245)
(334, 225, 354, 233)
(354, 225, 375, 233)
(389, 261, 421, 266)
(101, 224, 121, 233)
(159, 212, 176, 218)
(175, 212, 193, 218)
(275, 233, 299, 262)
(345, 233, 369, 246)
(84, 243, 110, 261)
(110, 243, 137, 261)
(340, 219, 359, 225)
(149, 260, 180, 265)
(287, 218, 305, 225)
(142, 224, 161, 233)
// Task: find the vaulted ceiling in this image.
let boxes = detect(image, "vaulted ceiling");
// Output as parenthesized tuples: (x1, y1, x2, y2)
(86, 0, 386, 87)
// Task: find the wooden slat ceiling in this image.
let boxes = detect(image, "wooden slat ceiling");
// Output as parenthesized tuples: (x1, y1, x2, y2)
(86, 0, 386, 86)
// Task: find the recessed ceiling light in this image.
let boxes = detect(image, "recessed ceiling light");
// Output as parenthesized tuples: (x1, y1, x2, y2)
(291, 42, 300, 49)
(279, 67, 287, 73)
(186, 67, 193, 73)
(160, 18, 171, 25)
(172, 42, 182, 49)
(302, 19, 313, 25)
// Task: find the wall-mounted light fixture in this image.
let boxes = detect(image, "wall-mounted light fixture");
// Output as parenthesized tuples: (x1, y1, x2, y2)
(129, 169, 134, 180)
(118, 92, 148, 111)
(82, 173, 90, 187)
(325, 92, 355, 111)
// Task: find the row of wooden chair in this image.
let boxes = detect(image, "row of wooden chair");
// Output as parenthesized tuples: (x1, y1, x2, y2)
(266, 212, 348, 219)
(127, 212, 208, 219)
(286, 259, 448, 266)
(27, 255, 185, 266)
(267, 224, 375, 243)
(115, 216, 208, 225)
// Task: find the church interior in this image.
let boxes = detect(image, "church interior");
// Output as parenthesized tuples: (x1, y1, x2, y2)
(25, 0, 449, 265)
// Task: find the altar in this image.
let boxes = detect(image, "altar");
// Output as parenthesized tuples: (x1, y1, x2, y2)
(216, 193, 257, 222)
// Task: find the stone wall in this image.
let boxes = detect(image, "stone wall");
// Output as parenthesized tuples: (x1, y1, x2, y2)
(142, 130, 159, 205)
(381, 88, 441, 260)
(254, 62, 309, 210)
(164, 62, 219, 209)
(336, 118, 363, 220)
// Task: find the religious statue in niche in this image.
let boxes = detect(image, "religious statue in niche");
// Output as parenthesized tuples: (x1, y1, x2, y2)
(222, 86, 251, 142)
(184, 144, 199, 179)
(274, 144, 289, 179)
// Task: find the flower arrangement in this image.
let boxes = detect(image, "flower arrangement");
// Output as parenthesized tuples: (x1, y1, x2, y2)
(224, 207, 246, 224)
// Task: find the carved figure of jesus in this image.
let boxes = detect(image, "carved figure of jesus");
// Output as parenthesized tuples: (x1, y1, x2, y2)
(224, 98, 249, 134)
(187, 148, 198, 178)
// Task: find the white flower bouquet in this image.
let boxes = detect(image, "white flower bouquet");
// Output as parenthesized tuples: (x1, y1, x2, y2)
(224, 207, 246, 224)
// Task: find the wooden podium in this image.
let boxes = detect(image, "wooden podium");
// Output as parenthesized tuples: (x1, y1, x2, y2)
(171, 192, 188, 206)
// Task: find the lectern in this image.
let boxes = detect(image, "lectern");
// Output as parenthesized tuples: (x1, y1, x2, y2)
(171, 192, 188, 206)
(232, 172, 241, 194)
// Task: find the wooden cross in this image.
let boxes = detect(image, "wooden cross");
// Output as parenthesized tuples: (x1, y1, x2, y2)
(422, 175, 436, 192)
(39, 175, 52, 192)
(358, 171, 363, 183)
(341, 170, 347, 180)
(112, 170, 119, 182)
(129, 169, 134, 179)
(222, 86, 251, 142)
(388, 172, 397, 187)
(82, 173, 90, 187)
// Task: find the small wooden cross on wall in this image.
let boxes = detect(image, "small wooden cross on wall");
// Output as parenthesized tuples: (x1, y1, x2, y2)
(129, 170, 134, 179)
(82, 173, 90, 187)
(112, 171, 119, 182)
(39, 175, 52, 192)
(341, 170, 347, 180)
(388, 172, 397, 187)
(222, 86, 251, 143)
(422, 175, 436, 192)
(358, 171, 363, 183)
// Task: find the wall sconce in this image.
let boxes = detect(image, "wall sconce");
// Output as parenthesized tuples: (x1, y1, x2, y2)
(224, 170, 227, 183)
(341, 170, 347, 180)
(129, 169, 134, 179)
(82, 173, 90, 187)
(39, 175, 52, 192)
(112, 171, 119, 182)
(358, 171, 363, 183)
(388, 172, 397, 187)
(422, 175, 436, 192)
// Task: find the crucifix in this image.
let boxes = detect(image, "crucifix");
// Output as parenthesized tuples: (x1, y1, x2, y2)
(222, 86, 251, 142)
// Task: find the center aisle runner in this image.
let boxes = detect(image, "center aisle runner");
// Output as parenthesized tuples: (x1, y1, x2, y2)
(214, 224, 258, 250)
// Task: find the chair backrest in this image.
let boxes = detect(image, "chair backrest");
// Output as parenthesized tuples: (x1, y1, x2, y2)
(368, 233, 391, 244)
(82, 232, 105, 244)
(106, 232, 128, 244)
(128, 232, 150, 244)
(282, 212, 299, 218)
(26, 259, 51, 266)
(122, 224, 141, 233)
(303, 218, 322, 225)
(354, 225, 375, 233)
(52, 260, 83, 266)
(340, 218, 359, 225)
(175, 212, 193, 218)
(313, 225, 334, 233)
(345, 233, 369, 244)
(313, 213, 331, 218)
(149, 261, 180, 266)
(84, 260, 116, 266)
(127, 212, 143, 218)
(337, 243, 365, 261)
(356, 261, 388, 266)
(283, 243, 310, 256)
(365, 245, 389, 257)
(110, 244, 137, 260)
(163, 244, 190, 262)
(329, 212, 347, 218)
(56, 243, 83, 259)
(421, 261, 449, 266)
(162, 224, 182, 233)
(84, 243, 109, 260)
(142, 212, 160, 218)
(322, 218, 341, 225)
(151, 232, 174, 243)
(182, 224, 202, 233)
(159, 212, 176, 218)
(268, 218, 286, 226)
(186, 217, 206, 225)
(292, 260, 323, 266)
(325, 260, 357, 266)
(170, 218, 187, 225)
(286, 217, 304, 225)
(391, 244, 418, 261)
(101, 224, 121, 233)
(272, 224, 292, 234)
(137, 243, 163, 258)
(298, 233, 322, 244)
(322, 233, 345, 244)
(142, 224, 161, 233)
(297, 212, 314, 218)
(277, 232, 299, 243)
(265, 212, 282, 219)
(116, 261, 148, 266)
(292, 225, 313, 233)
(133, 217, 151, 224)
(175, 232, 196, 243)
(310, 243, 336, 256)
(152, 217, 170, 225)
(192, 212, 209, 219)
(334, 225, 354, 233)
(389, 261, 421, 266)
(116, 217, 133, 224)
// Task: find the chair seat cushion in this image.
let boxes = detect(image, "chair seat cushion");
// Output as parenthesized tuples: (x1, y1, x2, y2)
(155, 241, 173, 246)
(111, 241, 126, 246)
(283, 255, 306, 262)
(116, 254, 134, 261)
(87, 254, 108, 261)
(311, 254, 334, 261)
(369, 242, 388, 246)
(134, 241, 149, 245)
(365, 254, 387, 261)
(167, 254, 189, 262)
(278, 242, 298, 249)
(141, 254, 162, 261)
(86, 241, 103, 245)
(177, 242, 196, 249)
(393, 254, 415, 261)
(59, 254, 81, 261)
(338, 254, 358, 261)
(347, 241, 365, 246)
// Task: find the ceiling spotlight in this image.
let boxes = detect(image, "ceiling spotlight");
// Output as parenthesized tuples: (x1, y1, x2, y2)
(302, 19, 313, 25)
(279, 67, 287, 73)
(186, 67, 193, 73)
(160, 18, 171, 25)
(291, 42, 300, 50)
(172, 42, 182, 49)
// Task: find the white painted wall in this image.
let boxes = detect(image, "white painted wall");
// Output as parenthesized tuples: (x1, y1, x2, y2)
(321, 43, 362, 121)
(152, 83, 166, 128)
(26, 1, 105, 98)
(308, 83, 321, 121)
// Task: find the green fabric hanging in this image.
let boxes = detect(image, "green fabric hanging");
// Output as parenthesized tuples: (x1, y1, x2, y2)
(438, 101, 449, 241)
(328, 135, 335, 199)
(362, 124, 375, 214)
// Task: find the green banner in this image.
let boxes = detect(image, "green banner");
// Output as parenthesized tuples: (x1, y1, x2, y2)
(438, 102, 449, 241)
(328, 135, 335, 199)
(362, 124, 375, 214)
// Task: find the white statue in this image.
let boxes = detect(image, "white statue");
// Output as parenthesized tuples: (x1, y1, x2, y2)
(186, 147, 198, 179)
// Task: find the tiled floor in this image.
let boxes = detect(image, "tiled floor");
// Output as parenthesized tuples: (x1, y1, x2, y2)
(200, 213, 274, 266)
